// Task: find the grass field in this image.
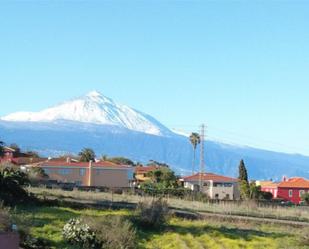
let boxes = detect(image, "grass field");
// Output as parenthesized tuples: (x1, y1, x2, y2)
(13, 205, 309, 249)
(28, 187, 309, 222)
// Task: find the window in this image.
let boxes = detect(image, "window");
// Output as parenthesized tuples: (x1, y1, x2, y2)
(299, 190, 305, 197)
(96, 169, 100, 175)
(289, 189, 293, 197)
(80, 168, 86, 176)
(225, 194, 230, 199)
(215, 194, 219, 199)
(58, 169, 72, 175)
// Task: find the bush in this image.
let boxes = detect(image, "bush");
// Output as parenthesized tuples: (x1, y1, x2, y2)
(0, 167, 31, 205)
(20, 236, 51, 249)
(85, 215, 136, 249)
(0, 206, 11, 232)
(135, 198, 170, 228)
(63, 216, 136, 249)
(62, 218, 97, 249)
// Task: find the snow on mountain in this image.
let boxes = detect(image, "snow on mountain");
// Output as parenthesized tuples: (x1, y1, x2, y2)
(1, 91, 173, 136)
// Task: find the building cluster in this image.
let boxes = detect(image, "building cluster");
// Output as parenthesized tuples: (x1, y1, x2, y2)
(1, 146, 309, 204)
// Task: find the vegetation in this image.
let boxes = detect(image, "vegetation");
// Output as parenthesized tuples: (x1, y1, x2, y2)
(10, 204, 309, 249)
(139, 166, 181, 195)
(302, 192, 309, 205)
(0, 139, 4, 156)
(62, 218, 97, 248)
(0, 206, 11, 232)
(238, 159, 250, 199)
(0, 167, 31, 205)
(29, 187, 309, 222)
(79, 148, 96, 162)
(28, 167, 49, 185)
(189, 132, 201, 174)
(135, 199, 170, 228)
(104, 156, 135, 166)
(85, 215, 136, 249)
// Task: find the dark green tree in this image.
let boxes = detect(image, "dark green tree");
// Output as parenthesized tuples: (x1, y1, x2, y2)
(189, 132, 201, 175)
(79, 148, 96, 162)
(0, 140, 4, 157)
(238, 159, 250, 199)
(238, 159, 248, 182)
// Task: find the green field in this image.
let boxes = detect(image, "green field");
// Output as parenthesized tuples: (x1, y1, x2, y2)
(14, 205, 309, 249)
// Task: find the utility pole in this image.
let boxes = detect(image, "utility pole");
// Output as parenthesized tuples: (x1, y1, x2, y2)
(199, 124, 205, 191)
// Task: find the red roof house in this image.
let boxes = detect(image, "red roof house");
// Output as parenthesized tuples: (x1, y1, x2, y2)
(277, 177, 309, 204)
(181, 172, 240, 200)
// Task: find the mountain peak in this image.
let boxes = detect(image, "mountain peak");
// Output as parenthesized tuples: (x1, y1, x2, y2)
(86, 90, 102, 98)
(1, 90, 173, 136)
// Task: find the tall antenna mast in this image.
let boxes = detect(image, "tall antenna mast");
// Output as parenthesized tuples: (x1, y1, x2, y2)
(199, 124, 205, 190)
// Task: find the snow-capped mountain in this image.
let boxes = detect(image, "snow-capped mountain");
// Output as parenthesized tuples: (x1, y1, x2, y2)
(1, 91, 172, 136)
(1, 90, 309, 179)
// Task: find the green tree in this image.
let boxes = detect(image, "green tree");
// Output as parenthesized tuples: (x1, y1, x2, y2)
(79, 148, 96, 162)
(238, 159, 250, 199)
(10, 143, 21, 156)
(144, 167, 178, 188)
(106, 156, 135, 166)
(0, 167, 30, 205)
(238, 159, 248, 182)
(301, 192, 309, 205)
(189, 132, 201, 175)
(0, 140, 4, 157)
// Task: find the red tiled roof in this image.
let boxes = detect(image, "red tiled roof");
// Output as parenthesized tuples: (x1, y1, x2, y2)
(12, 157, 47, 165)
(134, 165, 161, 173)
(278, 177, 309, 188)
(39, 160, 131, 169)
(182, 173, 239, 183)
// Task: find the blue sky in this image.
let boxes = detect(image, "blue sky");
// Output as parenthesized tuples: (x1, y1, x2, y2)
(1, 1, 309, 155)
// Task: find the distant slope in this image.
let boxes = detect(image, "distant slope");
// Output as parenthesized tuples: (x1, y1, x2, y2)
(1, 120, 308, 180)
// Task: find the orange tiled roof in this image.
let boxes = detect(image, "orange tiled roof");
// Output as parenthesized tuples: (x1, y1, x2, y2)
(278, 177, 309, 188)
(134, 165, 161, 173)
(258, 181, 279, 188)
(183, 173, 239, 183)
(40, 160, 131, 169)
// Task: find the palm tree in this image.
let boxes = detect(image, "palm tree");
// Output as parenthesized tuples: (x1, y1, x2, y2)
(189, 132, 201, 175)
(79, 148, 96, 162)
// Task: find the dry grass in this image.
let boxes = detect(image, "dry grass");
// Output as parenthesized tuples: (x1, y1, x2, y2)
(28, 187, 309, 222)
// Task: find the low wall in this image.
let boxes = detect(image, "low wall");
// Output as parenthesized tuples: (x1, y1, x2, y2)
(0, 232, 19, 249)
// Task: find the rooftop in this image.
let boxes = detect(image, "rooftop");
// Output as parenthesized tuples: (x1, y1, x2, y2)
(278, 177, 309, 188)
(40, 160, 131, 169)
(182, 173, 239, 183)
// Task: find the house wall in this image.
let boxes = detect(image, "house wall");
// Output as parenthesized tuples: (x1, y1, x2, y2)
(92, 168, 133, 188)
(277, 187, 309, 204)
(184, 181, 240, 200)
(41, 166, 89, 186)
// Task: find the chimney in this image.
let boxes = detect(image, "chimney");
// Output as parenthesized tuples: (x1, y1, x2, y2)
(66, 157, 70, 163)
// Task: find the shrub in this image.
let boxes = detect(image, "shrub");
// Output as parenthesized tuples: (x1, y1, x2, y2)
(0, 206, 11, 232)
(20, 236, 51, 249)
(135, 198, 170, 228)
(0, 167, 31, 205)
(62, 218, 97, 249)
(85, 215, 136, 249)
